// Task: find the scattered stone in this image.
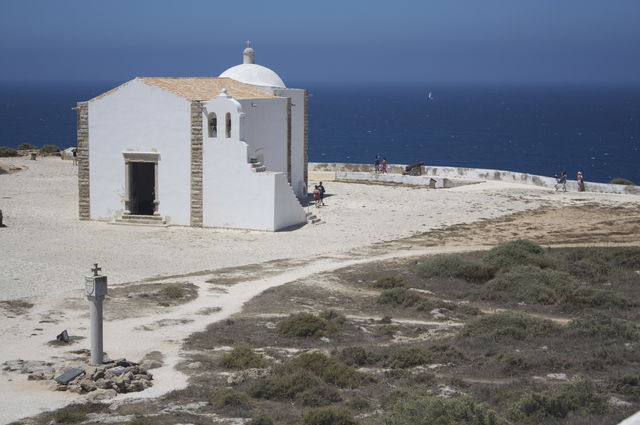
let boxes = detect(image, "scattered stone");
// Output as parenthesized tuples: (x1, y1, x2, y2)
(87, 389, 117, 402)
(55, 368, 85, 385)
(546, 373, 568, 381)
(186, 361, 201, 370)
(28, 371, 53, 381)
(3, 360, 23, 371)
(609, 396, 632, 407)
(320, 336, 331, 343)
(107, 366, 126, 376)
(79, 378, 97, 392)
(56, 330, 70, 343)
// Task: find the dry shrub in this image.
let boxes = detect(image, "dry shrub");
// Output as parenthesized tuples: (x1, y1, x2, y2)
(568, 313, 640, 341)
(302, 407, 358, 425)
(277, 312, 340, 338)
(220, 345, 268, 370)
(461, 312, 561, 341)
(509, 379, 608, 420)
(160, 284, 184, 299)
(373, 275, 409, 289)
(417, 256, 495, 284)
(483, 239, 554, 270)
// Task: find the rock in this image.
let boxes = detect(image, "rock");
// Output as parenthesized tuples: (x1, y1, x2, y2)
(186, 361, 201, 370)
(609, 396, 632, 407)
(227, 368, 270, 385)
(87, 389, 117, 402)
(79, 378, 97, 392)
(140, 359, 162, 370)
(21, 360, 49, 374)
(320, 337, 331, 343)
(3, 360, 24, 371)
(93, 370, 105, 380)
(28, 372, 53, 381)
(55, 368, 85, 384)
(95, 378, 111, 389)
(134, 374, 151, 381)
(68, 384, 84, 394)
(56, 384, 68, 392)
(108, 366, 126, 376)
(127, 380, 145, 392)
(546, 373, 568, 381)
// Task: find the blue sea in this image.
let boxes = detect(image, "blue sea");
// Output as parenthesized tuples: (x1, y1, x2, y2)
(1, 81, 639, 184)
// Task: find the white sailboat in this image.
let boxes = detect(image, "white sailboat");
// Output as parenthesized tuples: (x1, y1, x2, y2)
(427, 91, 435, 101)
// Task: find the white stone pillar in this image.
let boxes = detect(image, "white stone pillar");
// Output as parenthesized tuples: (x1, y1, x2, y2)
(85, 264, 108, 365)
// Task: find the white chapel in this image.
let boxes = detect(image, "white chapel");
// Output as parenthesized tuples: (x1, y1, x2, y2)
(75, 43, 309, 231)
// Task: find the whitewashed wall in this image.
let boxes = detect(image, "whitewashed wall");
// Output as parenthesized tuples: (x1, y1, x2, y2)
(274, 88, 306, 198)
(88, 79, 191, 224)
(237, 98, 288, 174)
(202, 94, 306, 231)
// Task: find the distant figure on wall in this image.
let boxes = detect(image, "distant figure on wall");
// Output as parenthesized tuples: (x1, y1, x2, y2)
(373, 156, 381, 173)
(72, 148, 78, 166)
(381, 158, 388, 174)
(577, 171, 585, 191)
(554, 171, 567, 192)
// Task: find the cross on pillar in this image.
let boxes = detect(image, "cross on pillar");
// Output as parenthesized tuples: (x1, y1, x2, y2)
(245, 40, 251, 48)
(92, 263, 102, 276)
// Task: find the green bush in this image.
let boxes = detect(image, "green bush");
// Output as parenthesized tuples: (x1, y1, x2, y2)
(417, 256, 495, 284)
(568, 313, 640, 341)
(39, 144, 60, 154)
(379, 391, 503, 425)
(221, 345, 268, 370)
(608, 375, 640, 394)
(288, 352, 360, 388)
(277, 313, 340, 337)
(483, 239, 554, 270)
(510, 379, 608, 420)
(339, 346, 371, 366)
(383, 345, 463, 369)
(213, 387, 252, 410)
(609, 178, 636, 186)
(249, 352, 358, 406)
(319, 309, 347, 324)
(609, 247, 640, 269)
(160, 284, 184, 299)
(247, 414, 275, 425)
(569, 287, 636, 310)
(302, 407, 358, 425)
(17, 143, 37, 150)
(483, 266, 577, 305)
(377, 288, 422, 307)
(461, 312, 561, 341)
(0, 147, 18, 157)
(373, 275, 409, 289)
(53, 410, 87, 423)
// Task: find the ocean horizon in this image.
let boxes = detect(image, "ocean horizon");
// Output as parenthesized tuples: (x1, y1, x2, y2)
(1, 81, 638, 184)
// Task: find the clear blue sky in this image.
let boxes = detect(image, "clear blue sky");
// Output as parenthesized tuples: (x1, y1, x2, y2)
(1, 0, 639, 84)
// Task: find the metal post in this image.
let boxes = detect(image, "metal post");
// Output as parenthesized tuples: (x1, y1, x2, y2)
(85, 264, 108, 366)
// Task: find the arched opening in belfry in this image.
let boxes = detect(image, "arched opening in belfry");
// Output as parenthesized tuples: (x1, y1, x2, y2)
(225, 112, 232, 138)
(208, 113, 217, 137)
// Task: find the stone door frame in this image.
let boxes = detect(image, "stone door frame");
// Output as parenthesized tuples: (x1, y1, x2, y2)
(122, 152, 160, 216)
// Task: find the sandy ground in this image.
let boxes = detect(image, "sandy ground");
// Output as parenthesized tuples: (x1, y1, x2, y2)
(1, 157, 639, 424)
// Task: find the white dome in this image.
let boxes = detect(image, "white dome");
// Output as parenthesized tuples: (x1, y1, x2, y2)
(219, 63, 286, 89)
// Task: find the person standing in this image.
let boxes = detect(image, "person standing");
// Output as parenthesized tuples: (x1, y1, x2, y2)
(381, 158, 388, 174)
(560, 171, 567, 192)
(318, 182, 326, 206)
(374, 156, 380, 173)
(577, 171, 585, 192)
(313, 185, 321, 208)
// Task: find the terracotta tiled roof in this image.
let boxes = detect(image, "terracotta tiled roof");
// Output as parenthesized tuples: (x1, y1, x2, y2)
(139, 77, 275, 100)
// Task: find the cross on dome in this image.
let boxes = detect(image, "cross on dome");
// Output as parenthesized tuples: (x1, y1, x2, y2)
(243, 40, 255, 64)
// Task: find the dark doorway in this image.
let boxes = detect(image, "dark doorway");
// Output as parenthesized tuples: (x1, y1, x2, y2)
(130, 162, 156, 215)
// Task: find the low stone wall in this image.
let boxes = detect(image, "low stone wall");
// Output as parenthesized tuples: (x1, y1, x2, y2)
(309, 162, 640, 195)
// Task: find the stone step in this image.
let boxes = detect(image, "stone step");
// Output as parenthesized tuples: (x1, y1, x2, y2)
(120, 214, 163, 221)
(251, 165, 266, 172)
(112, 214, 167, 227)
